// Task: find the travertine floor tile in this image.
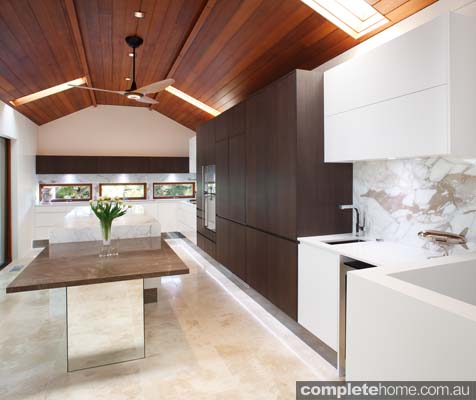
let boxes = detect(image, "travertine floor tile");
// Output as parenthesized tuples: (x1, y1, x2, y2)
(0, 241, 337, 399)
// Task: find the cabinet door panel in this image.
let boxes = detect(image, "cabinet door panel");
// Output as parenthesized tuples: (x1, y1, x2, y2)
(266, 75, 297, 239)
(228, 102, 246, 138)
(325, 85, 448, 162)
(216, 217, 229, 266)
(245, 227, 268, 298)
(298, 242, 339, 350)
(216, 140, 229, 219)
(205, 121, 216, 165)
(267, 234, 297, 320)
(246, 88, 272, 232)
(228, 221, 246, 281)
(214, 113, 228, 142)
(246, 74, 296, 239)
(324, 15, 448, 116)
(228, 134, 246, 224)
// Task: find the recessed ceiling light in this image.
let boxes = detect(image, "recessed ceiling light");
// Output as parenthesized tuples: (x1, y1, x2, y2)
(300, 0, 389, 39)
(133, 10, 145, 18)
(9, 77, 87, 107)
(128, 52, 134, 57)
(165, 86, 220, 117)
(124, 77, 131, 81)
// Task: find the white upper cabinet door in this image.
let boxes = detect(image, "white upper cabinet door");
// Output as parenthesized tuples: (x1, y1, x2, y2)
(324, 13, 476, 162)
(325, 85, 449, 162)
(324, 16, 449, 117)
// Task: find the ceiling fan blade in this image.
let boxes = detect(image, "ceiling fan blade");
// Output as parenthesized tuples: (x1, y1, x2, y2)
(68, 84, 125, 95)
(136, 79, 175, 95)
(134, 96, 159, 105)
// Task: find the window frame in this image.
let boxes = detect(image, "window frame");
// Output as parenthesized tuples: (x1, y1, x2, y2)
(39, 183, 93, 203)
(98, 182, 147, 200)
(153, 182, 196, 199)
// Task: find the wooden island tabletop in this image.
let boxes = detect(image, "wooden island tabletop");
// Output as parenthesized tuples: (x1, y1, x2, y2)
(7, 237, 189, 293)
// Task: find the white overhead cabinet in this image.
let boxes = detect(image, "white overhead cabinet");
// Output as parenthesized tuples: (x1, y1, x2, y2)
(324, 13, 476, 162)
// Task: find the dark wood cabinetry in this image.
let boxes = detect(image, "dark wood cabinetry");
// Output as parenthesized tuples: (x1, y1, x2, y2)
(215, 103, 246, 224)
(197, 232, 216, 258)
(245, 226, 297, 319)
(196, 69, 352, 320)
(36, 156, 189, 174)
(196, 119, 216, 241)
(228, 134, 246, 223)
(216, 217, 246, 281)
(246, 70, 352, 240)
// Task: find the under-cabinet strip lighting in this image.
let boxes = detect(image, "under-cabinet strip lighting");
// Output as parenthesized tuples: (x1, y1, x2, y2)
(300, 0, 389, 39)
(10, 77, 87, 107)
(165, 86, 220, 117)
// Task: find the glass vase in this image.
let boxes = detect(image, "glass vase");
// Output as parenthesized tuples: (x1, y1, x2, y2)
(99, 220, 117, 257)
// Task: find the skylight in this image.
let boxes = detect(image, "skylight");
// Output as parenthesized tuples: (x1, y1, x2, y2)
(9, 77, 87, 107)
(300, 0, 389, 39)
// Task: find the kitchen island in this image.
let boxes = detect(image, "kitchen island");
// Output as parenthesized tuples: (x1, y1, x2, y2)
(6, 237, 189, 372)
(299, 234, 476, 380)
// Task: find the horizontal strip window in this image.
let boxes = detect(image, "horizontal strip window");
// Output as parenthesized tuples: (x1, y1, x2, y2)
(153, 182, 195, 199)
(99, 183, 146, 200)
(40, 184, 92, 202)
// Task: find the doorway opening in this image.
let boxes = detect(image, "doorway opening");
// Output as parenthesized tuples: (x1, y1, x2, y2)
(0, 137, 11, 269)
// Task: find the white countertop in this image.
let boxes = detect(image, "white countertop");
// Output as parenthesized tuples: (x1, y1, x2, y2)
(299, 233, 434, 268)
(35, 199, 196, 207)
(299, 233, 476, 321)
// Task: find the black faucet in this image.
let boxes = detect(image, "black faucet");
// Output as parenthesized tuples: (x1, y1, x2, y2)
(339, 205, 364, 236)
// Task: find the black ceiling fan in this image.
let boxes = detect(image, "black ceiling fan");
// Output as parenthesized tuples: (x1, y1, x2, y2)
(69, 35, 174, 105)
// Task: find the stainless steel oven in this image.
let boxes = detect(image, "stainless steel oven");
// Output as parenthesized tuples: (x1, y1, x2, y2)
(202, 165, 216, 232)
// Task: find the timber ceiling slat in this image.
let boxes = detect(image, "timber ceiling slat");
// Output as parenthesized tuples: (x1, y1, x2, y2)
(0, 0, 437, 127)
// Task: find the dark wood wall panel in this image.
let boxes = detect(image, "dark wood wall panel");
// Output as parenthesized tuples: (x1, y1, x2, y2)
(36, 156, 189, 174)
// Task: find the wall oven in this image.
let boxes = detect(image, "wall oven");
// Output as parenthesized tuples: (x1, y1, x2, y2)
(202, 165, 216, 232)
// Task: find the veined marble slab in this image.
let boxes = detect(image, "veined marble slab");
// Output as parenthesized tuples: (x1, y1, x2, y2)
(49, 206, 161, 244)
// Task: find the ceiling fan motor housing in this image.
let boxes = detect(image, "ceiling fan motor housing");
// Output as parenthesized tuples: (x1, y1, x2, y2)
(125, 35, 143, 49)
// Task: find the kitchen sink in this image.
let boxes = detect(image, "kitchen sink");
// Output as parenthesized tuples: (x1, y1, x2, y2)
(325, 239, 367, 245)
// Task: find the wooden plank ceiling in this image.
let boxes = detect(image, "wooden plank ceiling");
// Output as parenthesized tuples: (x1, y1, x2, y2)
(0, 0, 437, 129)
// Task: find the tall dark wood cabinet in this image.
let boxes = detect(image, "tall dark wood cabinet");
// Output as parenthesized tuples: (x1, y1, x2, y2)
(196, 69, 352, 320)
(196, 118, 216, 245)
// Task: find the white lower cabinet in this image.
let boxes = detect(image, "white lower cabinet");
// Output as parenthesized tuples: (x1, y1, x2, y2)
(298, 242, 340, 351)
(34, 200, 196, 240)
(177, 202, 197, 244)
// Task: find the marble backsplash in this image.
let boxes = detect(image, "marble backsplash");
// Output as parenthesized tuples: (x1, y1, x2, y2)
(354, 157, 476, 249)
(37, 173, 196, 201)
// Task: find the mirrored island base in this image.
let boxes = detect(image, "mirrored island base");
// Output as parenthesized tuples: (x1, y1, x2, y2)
(66, 279, 145, 372)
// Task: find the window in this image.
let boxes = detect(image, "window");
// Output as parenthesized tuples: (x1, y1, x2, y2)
(99, 183, 146, 200)
(39, 184, 92, 202)
(153, 182, 195, 199)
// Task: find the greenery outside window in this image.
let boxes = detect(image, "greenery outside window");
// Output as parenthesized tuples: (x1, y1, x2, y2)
(39, 184, 92, 202)
(99, 183, 146, 200)
(153, 182, 195, 199)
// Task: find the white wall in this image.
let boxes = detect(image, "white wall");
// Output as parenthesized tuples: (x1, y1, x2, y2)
(38, 105, 195, 157)
(0, 101, 38, 259)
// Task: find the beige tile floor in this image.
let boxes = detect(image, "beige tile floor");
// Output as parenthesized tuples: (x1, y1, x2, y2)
(0, 239, 337, 400)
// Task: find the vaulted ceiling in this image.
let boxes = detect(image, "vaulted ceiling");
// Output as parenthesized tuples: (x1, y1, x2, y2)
(0, 0, 437, 130)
